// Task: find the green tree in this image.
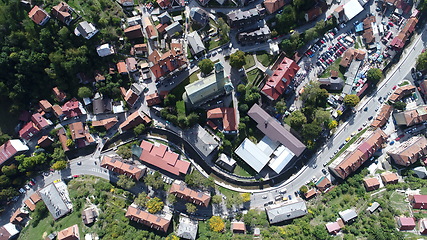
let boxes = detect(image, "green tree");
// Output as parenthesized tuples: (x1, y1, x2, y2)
(211, 195, 223, 204)
(198, 59, 214, 75)
(135, 192, 149, 208)
(77, 86, 92, 99)
(302, 122, 322, 141)
(237, 84, 246, 93)
(31, 201, 48, 227)
(276, 5, 296, 34)
(164, 94, 176, 107)
(186, 203, 197, 214)
(343, 94, 360, 107)
(289, 110, 307, 129)
(66, 139, 74, 148)
(144, 171, 164, 189)
(146, 197, 164, 214)
(208, 216, 225, 232)
(117, 175, 135, 189)
(133, 124, 146, 136)
(185, 170, 214, 190)
(1, 164, 17, 176)
(314, 110, 331, 127)
(167, 194, 177, 204)
(0, 175, 11, 188)
(299, 185, 308, 194)
(416, 51, 427, 71)
(52, 160, 67, 170)
(328, 120, 338, 129)
(51, 147, 66, 162)
(229, 51, 246, 69)
(313, 224, 329, 239)
(275, 100, 287, 114)
(394, 101, 406, 111)
(304, 28, 319, 42)
(366, 68, 382, 85)
(241, 192, 251, 202)
(239, 104, 249, 113)
(117, 145, 132, 159)
(301, 81, 328, 108)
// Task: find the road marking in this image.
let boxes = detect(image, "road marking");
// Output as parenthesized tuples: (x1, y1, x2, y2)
(91, 168, 103, 173)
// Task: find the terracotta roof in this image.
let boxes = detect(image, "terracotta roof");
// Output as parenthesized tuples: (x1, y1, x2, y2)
(52, 87, 67, 102)
(381, 172, 398, 184)
(28, 6, 49, 25)
(371, 104, 393, 129)
(364, 178, 380, 190)
(39, 100, 52, 112)
(51, 2, 72, 25)
(398, 217, 416, 227)
(119, 111, 151, 132)
(10, 208, 28, 224)
(389, 85, 416, 102)
(261, 57, 299, 100)
(169, 181, 211, 207)
(91, 117, 118, 130)
(57, 128, 70, 152)
(157, 0, 172, 8)
(31, 113, 50, 129)
(316, 177, 331, 191)
(125, 206, 171, 232)
(146, 93, 162, 107)
(101, 155, 144, 180)
(304, 189, 317, 199)
(145, 25, 158, 39)
(411, 195, 427, 204)
(24, 199, 36, 211)
(117, 61, 128, 74)
(62, 99, 82, 118)
(388, 136, 427, 166)
(326, 222, 341, 234)
(52, 104, 64, 118)
(57, 224, 79, 240)
(231, 222, 246, 232)
(19, 122, 40, 140)
(38, 135, 54, 148)
(124, 25, 144, 39)
(206, 108, 237, 132)
(263, 0, 286, 14)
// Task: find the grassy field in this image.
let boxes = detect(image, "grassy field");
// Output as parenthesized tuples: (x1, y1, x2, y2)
(246, 68, 262, 87)
(421, 187, 427, 195)
(328, 127, 368, 165)
(319, 57, 345, 80)
(244, 54, 255, 69)
(189, 70, 200, 83)
(233, 164, 255, 177)
(389, 191, 411, 216)
(256, 52, 275, 67)
(176, 100, 186, 117)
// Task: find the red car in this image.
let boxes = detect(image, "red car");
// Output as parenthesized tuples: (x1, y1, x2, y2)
(388, 22, 394, 27)
(392, 85, 397, 90)
(73, 175, 79, 178)
(395, 134, 404, 141)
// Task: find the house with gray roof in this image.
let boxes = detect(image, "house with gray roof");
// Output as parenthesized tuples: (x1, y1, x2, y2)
(339, 209, 357, 223)
(74, 21, 98, 39)
(265, 201, 308, 224)
(190, 7, 208, 26)
(165, 22, 182, 37)
(158, 11, 172, 24)
(187, 31, 205, 56)
(318, 77, 344, 91)
(248, 104, 306, 156)
(39, 182, 72, 220)
(227, 7, 265, 28)
(176, 215, 198, 240)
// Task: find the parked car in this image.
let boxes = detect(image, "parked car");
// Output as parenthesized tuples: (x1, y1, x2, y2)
(288, 195, 292, 200)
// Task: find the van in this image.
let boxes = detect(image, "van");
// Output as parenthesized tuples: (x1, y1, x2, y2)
(279, 188, 287, 194)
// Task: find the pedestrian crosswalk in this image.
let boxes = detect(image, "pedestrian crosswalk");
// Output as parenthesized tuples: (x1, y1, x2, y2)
(91, 168, 104, 173)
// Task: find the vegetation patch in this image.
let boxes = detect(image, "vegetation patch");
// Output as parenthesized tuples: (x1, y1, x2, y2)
(319, 57, 345, 80)
(256, 52, 275, 67)
(244, 54, 255, 69)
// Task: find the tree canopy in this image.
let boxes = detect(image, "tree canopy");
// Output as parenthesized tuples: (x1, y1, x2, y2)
(77, 86, 92, 99)
(208, 216, 225, 232)
(366, 68, 382, 85)
(116, 175, 135, 189)
(186, 203, 197, 214)
(144, 171, 164, 190)
(289, 110, 307, 129)
(51, 160, 67, 170)
(146, 197, 164, 214)
(135, 192, 149, 208)
(416, 51, 427, 71)
(343, 94, 360, 107)
(198, 59, 214, 75)
(229, 51, 246, 69)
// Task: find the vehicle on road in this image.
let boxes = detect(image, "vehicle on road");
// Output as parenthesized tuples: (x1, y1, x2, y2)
(322, 168, 328, 174)
(19, 188, 25, 194)
(395, 134, 404, 141)
(288, 195, 292, 200)
(77, 161, 82, 165)
(368, 116, 374, 120)
(279, 188, 287, 194)
(262, 195, 267, 199)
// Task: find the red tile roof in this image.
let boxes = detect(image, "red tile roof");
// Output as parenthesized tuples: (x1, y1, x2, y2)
(31, 113, 50, 129)
(169, 181, 211, 207)
(62, 99, 82, 118)
(57, 128, 70, 152)
(38, 135, 54, 148)
(124, 25, 144, 39)
(52, 87, 67, 102)
(28, 6, 49, 25)
(261, 57, 299, 100)
(263, 0, 286, 14)
(206, 108, 237, 132)
(19, 122, 40, 140)
(117, 61, 128, 74)
(119, 111, 151, 132)
(231, 222, 246, 233)
(146, 93, 162, 106)
(39, 100, 52, 112)
(57, 224, 79, 240)
(91, 117, 118, 130)
(125, 206, 171, 232)
(101, 155, 145, 180)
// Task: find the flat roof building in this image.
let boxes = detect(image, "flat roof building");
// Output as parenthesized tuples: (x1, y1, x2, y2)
(265, 201, 307, 224)
(339, 209, 357, 223)
(176, 215, 198, 240)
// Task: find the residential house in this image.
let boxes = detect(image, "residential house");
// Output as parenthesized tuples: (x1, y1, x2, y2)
(227, 8, 264, 28)
(419, 80, 427, 97)
(74, 21, 98, 39)
(31, 113, 51, 130)
(216, 153, 236, 172)
(409, 195, 427, 209)
(366, 202, 381, 214)
(263, 0, 288, 14)
(339, 48, 366, 68)
(124, 25, 144, 39)
(120, 0, 134, 6)
(92, 96, 112, 115)
(238, 25, 271, 44)
(318, 73, 344, 91)
(94, 72, 106, 82)
(143, 17, 158, 40)
(10, 208, 28, 225)
(149, 43, 187, 80)
(52, 105, 64, 119)
(165, 22, 182, 37)
(363, 178, 380, 191)
(117, 61, 128, 74)
(265, 201, 308, 224)
(381, 172, 399, 185)
(133, 44, 148, 56)
(69, 122, 95, 148)
(419, 218, 427, 234)
(51, 2, 73, 25)
(127, 16, 142, 26)
(101, 155, 145, 180)
(206, 108, 237, 133)
(261, 57, 300, 101)
(125, 205, 171, 232)
(362, 15, 376, 44)
(371, 105, 393, 129)
(28, 6, 50, 26)
(412, 166, 427, 178)
(118, 110, 151, 132)
(19, 122, 40, 140)
(156, 23, 168, 34)
(57, 224, 79, 240)
(38, 135, 54, 148)
(396, 217, 416, 231)
(126, 57, 138, 72)
(146, 93, 162, 106)
(0, 223, 20, 240)
(389, 85, 416, 103)
(330, 129, 388, 179)
(134, 140, 190, 177)
(390, 17, 418, 50)
(120, 86, 140, 107)
(387, 136, 427, 166)
(231, 222, 246, 234)
(91, 117, 118, 130)
(304, 1, 327, 22)
(157, 0, 172, 9)
(52, 87, 67, 102)
(169, 180, 211, 207)
(393, 105, 427, 126)
(176, 215, 198, 240)
(184, 62, 231, 108)
(62, 99, 83, 119)
(82, 207, 97, 225)
(39, 100, 52, 112)
(57, 128, 70, 152)
(315, 176, 332, 192)
(248, 104, 306, 156)
(304, 189, 317, 200)
(325, 222, 341, 235)
(96, 44, 115, 57)
(158, 11, 172, 24)
(187, 31, 206, 56)
(339, 209, 357, 223)
(190, 7, 208, 26)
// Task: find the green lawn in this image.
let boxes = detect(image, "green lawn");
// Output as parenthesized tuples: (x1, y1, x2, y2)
(246, 68, 262, 86)
(244, 54, 255, 69)
(328, 127, 368, 165)
(233, 163, 256, 177)
(207, 39, 221, 50)
(189, 70, 200, 83)
(256, 52, 275, 67)
(176, 100, 186, 117)
(217, 186, 238, 199)
(421, 187, 427, 195)
(319, 57, 345, 80)
(389, 191, 411, 216)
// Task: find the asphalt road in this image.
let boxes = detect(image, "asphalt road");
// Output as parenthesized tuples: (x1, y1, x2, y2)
(250, 23, 427, 208)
